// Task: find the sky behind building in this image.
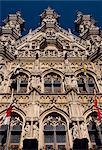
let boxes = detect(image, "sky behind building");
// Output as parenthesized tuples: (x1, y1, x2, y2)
(0, 0, 102, 36)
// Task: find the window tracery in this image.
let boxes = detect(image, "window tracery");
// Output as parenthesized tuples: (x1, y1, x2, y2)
(87, 112, 102, 148)
(44, 73, 62, 94)
(77, 73, 98, 94)
(11, 72, 28, 93)
(43, 113, 67, 150)
(0, 112, 23, 150)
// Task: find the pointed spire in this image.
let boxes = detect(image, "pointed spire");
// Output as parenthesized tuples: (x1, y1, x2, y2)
(40, 6, 60, 25)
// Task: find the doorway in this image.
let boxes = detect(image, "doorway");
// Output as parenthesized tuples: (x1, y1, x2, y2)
(23, 139, 38, 150)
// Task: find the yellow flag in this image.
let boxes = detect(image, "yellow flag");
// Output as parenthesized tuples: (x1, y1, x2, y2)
(83, 64, 87, 76)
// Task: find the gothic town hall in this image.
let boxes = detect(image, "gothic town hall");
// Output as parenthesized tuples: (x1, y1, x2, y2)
(0, 7, 102, 150)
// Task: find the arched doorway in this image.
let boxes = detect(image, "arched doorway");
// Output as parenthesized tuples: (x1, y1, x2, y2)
(23, 139, 38, 150)
(43, 112, 68, 150)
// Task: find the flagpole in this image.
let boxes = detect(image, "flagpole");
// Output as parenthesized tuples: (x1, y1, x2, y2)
(5, 124, 10, 150)
(5, 88, 14, 150)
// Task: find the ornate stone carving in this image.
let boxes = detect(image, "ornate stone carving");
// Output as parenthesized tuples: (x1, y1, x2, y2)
(24, 122, 31, 138)
(72, 122, 79, 140)
(64, 76, 78, 92)
(30, 76, 41, 91)
(33, 122, 39, 139)
(80, 122, 88, 138)
(0, 8, 102, 150)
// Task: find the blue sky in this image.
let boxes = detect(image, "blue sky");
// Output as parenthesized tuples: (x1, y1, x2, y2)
(0, 1, 102, 36)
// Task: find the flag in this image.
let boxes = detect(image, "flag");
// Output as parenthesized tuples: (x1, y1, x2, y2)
(93, 96, 98, 108)
(0, 90, 13, 126)
(0, 105, 12, 147)
(83, 64, 87, 76)
(97, 108, 102, 121)
(3, 105, 13, 125)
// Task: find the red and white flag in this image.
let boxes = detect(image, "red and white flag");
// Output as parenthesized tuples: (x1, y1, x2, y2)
(0, 89, 14, 126)
(93, 96, 98, 108)
(97, 108, 102, 121)
(3, 105, 13, 125)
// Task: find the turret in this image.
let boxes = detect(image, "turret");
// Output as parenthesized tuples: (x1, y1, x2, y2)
(40, 7, 60, 27)
(0, 11, 25, 44)
(75, 11, 100, 39)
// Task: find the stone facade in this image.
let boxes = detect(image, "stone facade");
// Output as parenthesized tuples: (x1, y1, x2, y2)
(0, 7, 102, 150)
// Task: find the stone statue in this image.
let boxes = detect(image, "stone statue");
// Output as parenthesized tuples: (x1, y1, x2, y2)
(24, 122, 31, 138)
(76, 11, 83, 21)
(65, 76, 71, 90)
(30, 76, 41, 91)
(73, 45, 79, 52)
(80, 122, 87, 138)
(36, 77, 41, 86)
(86, 40, 91, 50)
(72, 122, 79, 140)
(71, 76, 78, 91)
(30, 76, 36, 88)
(27, 77, 31, 93)
(79, 24, 85, 33)
(33, 122, 39, 139)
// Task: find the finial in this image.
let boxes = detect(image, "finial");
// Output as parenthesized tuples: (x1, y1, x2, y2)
(16, 11, 21, 16)
(77, 11, 83, 16)
(47, 6, 53, 11)
(28, 29, 32, 34)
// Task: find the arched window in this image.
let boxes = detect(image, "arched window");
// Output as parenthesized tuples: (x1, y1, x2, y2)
(44, 73, 62, 94)
(43, 113, 67, 150)
(77, 73, 98, 93)
(0, 112, 23, 150)
(87, 112, 102, 149)
(11, 72, 28, 93)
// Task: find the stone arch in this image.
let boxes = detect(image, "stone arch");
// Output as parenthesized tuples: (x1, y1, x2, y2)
(39, 107, 71, 150)
(75, 69, 99, 93)
(0, 106, 26, 123)
(9, 68, 31, 79)
(0, 107, 25, 149)
(42, 68, 64, 79)
(84, 107, 102, 122)
(83, 108, 102, 147)
(75, 68, 97, 79)
(39, 106, 69, 124)
(12, 107, 26, 123)
(9, 68, 30, 93)
(42, 69, 64, 94)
